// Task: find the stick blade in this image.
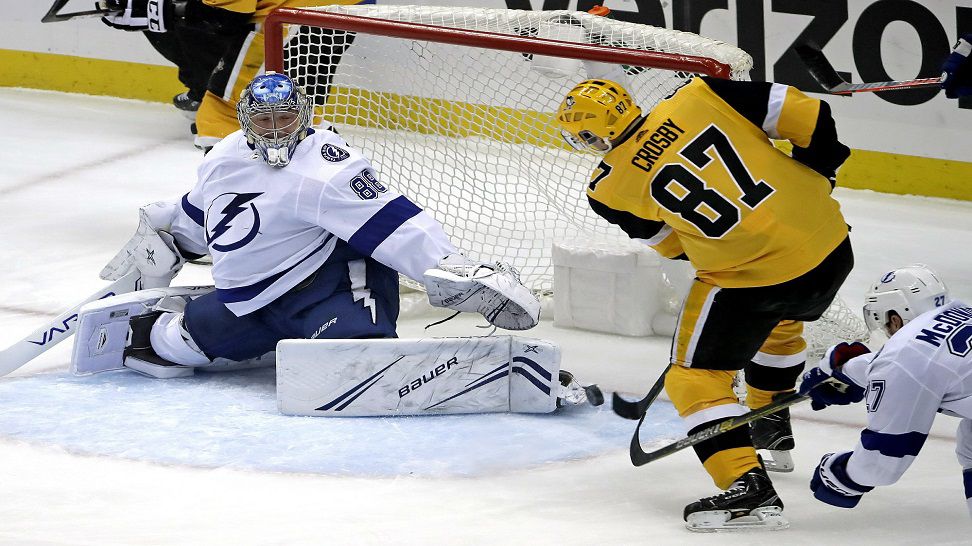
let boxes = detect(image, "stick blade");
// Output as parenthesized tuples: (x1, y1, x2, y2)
(612, 392, 646, 420)
(794, 43, 848, 93)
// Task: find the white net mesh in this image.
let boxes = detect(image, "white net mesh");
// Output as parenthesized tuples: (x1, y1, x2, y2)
(277, 6, 863, 356)
(280, 5, 753, 294)
(805, 296, 871, 359)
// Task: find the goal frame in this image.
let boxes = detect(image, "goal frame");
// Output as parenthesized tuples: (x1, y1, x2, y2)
(264, 8, 733, 79)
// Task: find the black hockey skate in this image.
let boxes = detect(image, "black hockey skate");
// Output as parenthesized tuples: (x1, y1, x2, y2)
(750, 391, 795, 472)
(684, 466, 788, 532)
(123, 312, 195, 379)
(557, 370, 605, 408)
(173, 91, 201, 120)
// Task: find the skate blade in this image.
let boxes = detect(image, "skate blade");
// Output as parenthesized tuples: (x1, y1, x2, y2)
(686, 507, 789, 532)
(761, 450, 794, 473)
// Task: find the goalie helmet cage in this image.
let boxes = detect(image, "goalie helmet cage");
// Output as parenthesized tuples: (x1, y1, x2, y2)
(263, 5, 866, 357)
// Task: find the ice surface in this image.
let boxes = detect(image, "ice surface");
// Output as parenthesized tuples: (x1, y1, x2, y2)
(0, 367, 682, 477)
(1, 88, 971, 544)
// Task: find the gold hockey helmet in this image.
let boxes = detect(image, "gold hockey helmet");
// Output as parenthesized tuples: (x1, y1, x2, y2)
(556, 79, 642, 152)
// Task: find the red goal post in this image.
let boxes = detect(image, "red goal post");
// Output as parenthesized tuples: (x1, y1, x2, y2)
(264, 8, 734, 79)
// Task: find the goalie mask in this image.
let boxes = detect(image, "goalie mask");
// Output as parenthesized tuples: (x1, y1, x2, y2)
(237, 72, 312, 167)
(863, 264, 950, 336)
(556, 79, 641, 153)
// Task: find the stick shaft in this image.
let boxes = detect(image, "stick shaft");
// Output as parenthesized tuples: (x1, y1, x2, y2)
(0, 271, 142, 376)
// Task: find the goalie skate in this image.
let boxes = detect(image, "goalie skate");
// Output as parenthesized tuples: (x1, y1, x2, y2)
(683, 466, 788, 532)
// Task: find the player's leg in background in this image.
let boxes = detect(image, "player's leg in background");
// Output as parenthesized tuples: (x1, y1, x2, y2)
(194, 29, 264, 150)
(172, 23, 249, 119)
(955, 419, 972, 518)
(745, 235, 853, 471)
(665, 280, 781, 487)
(745, 320, 806, 471)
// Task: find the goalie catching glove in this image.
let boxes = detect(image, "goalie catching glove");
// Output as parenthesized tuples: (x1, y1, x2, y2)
(100, 202, 187, 289)
(423, 254, 541, 330)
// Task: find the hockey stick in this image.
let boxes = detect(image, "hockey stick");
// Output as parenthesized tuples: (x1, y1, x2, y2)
(0, 270, 143, 377)
(629, 390, 811, 467)
(42, 0, 111, 23)
(612, 363, 671, 420)
(795, 43, 944, 95)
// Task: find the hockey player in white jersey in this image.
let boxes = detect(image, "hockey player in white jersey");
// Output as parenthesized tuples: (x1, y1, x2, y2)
(67, 72, 584, 412)
(798, 264, 972, 516)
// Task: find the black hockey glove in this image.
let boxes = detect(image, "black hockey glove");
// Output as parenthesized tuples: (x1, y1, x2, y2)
(102, 0, 183, 33)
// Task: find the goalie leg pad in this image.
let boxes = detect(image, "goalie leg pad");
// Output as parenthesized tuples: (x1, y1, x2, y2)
(71, 286, 214, 375)
(276, 336, 561, 416)
(149, 312, 211, 366)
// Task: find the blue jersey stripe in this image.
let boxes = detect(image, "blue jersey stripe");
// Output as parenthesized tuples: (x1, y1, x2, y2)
(860, 429, 927, 458)
(348, 195, 422, 256)
(217, 234, 333, 304)
(964, 469, 972, 499)
(182, 193, 205, 226)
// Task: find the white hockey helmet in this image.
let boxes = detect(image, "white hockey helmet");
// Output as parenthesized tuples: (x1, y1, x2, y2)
(863, 264, 950, 336)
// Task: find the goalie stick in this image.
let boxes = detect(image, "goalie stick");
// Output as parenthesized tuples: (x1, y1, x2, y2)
(0, 270, 143, 377)
(795, 43, 945, 95)
(628, 390, 809, 467)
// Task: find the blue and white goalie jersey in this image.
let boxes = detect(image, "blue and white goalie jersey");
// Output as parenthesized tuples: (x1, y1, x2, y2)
(166, 128, 458, 316)
(840, 299, 972, 486)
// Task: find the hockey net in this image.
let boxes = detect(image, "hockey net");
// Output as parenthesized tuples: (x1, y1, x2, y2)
(264, 5, 867, 352)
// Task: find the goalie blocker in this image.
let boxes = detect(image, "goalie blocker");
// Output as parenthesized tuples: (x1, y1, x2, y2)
(277, 336, 602, 416)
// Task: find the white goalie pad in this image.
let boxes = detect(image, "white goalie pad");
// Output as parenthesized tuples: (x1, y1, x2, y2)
(276, 336, 561, 416)
(71, 286, 215, 376)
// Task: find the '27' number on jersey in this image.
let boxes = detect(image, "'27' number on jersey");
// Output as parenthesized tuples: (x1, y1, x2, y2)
(650, 125, 775, 238)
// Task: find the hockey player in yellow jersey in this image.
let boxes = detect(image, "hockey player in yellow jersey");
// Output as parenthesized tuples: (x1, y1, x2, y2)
(557, 77, 853, 531)
(102, 0, 369, 150)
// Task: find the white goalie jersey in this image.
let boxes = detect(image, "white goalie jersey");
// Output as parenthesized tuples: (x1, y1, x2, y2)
(839, 300, 972, 487)
(163, 127, 457, 316)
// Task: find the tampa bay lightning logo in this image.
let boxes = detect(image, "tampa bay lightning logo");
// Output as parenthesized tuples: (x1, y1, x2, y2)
(206, 192, 263, 252)
(321, 143, 350, 162)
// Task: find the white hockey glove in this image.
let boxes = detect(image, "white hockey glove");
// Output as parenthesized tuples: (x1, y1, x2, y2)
(100, 205, 186, 289)
(102, 0, 174, 32)
(423, 254, 541, 331)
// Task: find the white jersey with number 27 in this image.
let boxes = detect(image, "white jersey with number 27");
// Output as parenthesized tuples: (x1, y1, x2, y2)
(839, 299, 972, 487)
